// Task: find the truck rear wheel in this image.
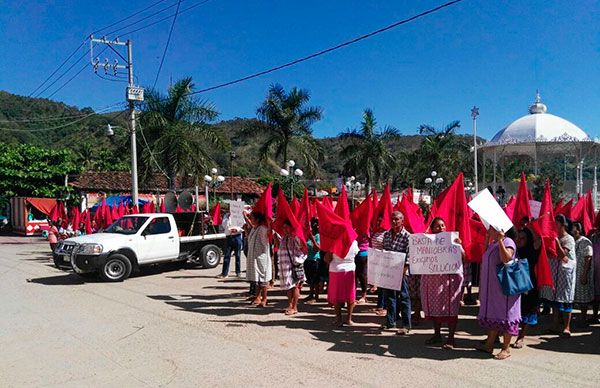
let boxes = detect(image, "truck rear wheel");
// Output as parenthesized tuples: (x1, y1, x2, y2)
(199, 245, 221, 268)
(100, 254, 132, 282)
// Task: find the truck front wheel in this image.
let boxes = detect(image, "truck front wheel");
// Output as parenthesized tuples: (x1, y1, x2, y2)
(200, 245, 221, 268)
(100, 254, 132, 282)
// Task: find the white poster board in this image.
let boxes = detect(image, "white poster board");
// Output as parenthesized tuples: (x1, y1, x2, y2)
(468, 189, 513, 232)
(228, 200, 246, 228)
(367, 248, 406, 290)
(408, 232, 463, 275)
(529, 200, 541, 218)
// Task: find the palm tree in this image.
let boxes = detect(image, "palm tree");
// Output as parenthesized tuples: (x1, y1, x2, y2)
(414, 120, 471, 183)
(139, 77, 229, 190)
(339, 109, 400, 193)
(248, 84, 323, 172)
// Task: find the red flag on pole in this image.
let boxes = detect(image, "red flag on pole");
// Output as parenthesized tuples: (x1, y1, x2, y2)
(334, 185, 350, 220)
(431, 173, 472, 257)
(84, 209, 93, 234)
(370, 189, 379, 231)
(70, 206, 81, 231)
(210, 202, 222, 225)
(253, 182, 273, 219)
(512, 172, 532, 229)
(316, 200, 357, 258)
(290, 196, 300, 215)
(350, 195, 373, 236)
(297, 188, 313, 239)
(273, 189, 306, 246)
(529, 178, 557, 256)
(373, 183, 392, 232)
(396, 194, 425, 233)
(528, 221, 555, 289)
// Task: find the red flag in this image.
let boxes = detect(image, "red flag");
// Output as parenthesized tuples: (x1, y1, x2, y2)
(297, 188, 313, 238)
(210, 202, 222, 225)
(553, 198, 564, 215)
(103, 200, 113, 227)
(118, 202, 126, 218)
(316, 200, 357, 258)
(370, 189, 379, 230)
(350, 195, 373, 236)
(111, 204, 119, 220)
(430, 173, 472, 258)
(131, 205, 139, 214)
(160, 198, 166, 213)
(571, 194, 593, 234)
(83, 209, 93, 234)
(528, 221, 555, 289)
(512, 172, 532, 229)
(537, 178, 557, 256)
(322, 196, 334, 210)
(556, 198, 573, 219)
(290, 196, 300, 215)
(253, 182, 273, 219)
(49, 202, 60, 222)
(273, 189, 306, 246)
(70, 206, 81, 231)
(504, 195, 516, 220)
(468, 218, 486, 263)
(373, 183, 392, 232)
(334, 185, 350, 220)
(585, 191, 595, 231)
(396, 194, 425, 233)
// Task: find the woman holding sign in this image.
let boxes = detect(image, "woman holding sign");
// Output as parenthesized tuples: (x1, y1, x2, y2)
(420, 217, 464, 350)
(476, 227, 520, 360)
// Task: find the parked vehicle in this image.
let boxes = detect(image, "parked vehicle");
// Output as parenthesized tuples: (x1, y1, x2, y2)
(54, 213, 227, 282)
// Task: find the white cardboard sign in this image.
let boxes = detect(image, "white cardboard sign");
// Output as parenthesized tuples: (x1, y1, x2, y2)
(408, 232, 463, 275)
(468, 189, 513, 232)
(228, 200, 246, 228)
(367, 248, 406, 291)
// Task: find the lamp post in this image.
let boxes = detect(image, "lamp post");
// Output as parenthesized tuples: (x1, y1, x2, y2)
(424, 171, 444, 198)
(471, 106, 479, 192)
(345, 176, 363, 209)
(204, 167, 225, 207)
(229, 151, 237, 200)
(280, 160, 303, 200)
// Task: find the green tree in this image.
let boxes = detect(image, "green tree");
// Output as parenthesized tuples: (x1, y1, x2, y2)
(248, 84, 323, 173)
(140, 77, 229, 189)
(0, 143, 78, 198)
(339, 109, 400, 193)
(412, 121, 471, 185)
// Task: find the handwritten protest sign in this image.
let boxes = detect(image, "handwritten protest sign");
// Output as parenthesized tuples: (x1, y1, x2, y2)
(408, 232, 463, 275)
(468, 188, 513, 232)
(367, 248, 406, 290)
(529, 200, 541, 218)
(228, 200, 246, 228)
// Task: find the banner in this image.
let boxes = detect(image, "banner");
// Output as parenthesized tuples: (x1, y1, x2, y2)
(408, 232, 463, 275)
(367, 248, 406, 290)
(228, 200, 246, 228)
(468, 188, 513, 232)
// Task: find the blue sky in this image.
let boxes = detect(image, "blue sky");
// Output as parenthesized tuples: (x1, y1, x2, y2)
(1, 0, 599, 140)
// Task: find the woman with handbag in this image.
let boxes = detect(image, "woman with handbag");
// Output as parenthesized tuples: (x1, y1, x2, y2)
(278, 220, 307, 316)
(476, 227, 521, 360)
(420, 217, 465, 350)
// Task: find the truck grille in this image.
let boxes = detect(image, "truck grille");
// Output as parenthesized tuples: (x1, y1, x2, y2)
(57, 242, 77, 254)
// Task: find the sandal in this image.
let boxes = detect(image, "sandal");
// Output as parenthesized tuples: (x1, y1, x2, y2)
(562, 330, 572, 337)
(375, 310, 387, 316)
(442, 343, 455, 350)
(511, 339, 524, 349)
(284, 309, 297, 316)
(494, 351, 511, 360)
(396, 328, 410, 336)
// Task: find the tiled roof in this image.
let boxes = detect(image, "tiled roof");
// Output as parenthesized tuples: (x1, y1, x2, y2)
(70, 171, 264, 196)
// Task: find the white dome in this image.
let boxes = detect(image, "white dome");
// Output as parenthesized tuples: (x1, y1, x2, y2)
(487, 93, 591, 145)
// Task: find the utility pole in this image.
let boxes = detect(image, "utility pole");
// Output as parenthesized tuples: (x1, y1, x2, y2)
(471, 106, 480, 192)
(90, 36, 144, 207)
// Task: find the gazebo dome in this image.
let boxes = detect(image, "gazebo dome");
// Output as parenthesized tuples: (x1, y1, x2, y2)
(488, 93, 591, 145)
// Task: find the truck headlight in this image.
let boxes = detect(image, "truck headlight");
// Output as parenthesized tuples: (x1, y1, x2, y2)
(77, 243, 103, 255)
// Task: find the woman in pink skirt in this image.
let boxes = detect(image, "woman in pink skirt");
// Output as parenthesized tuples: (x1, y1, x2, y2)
(420, 217, 465, 349)
(325, 240, 360, 326)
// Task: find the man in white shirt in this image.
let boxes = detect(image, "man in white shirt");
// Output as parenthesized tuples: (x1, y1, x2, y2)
(217, 209, 243, 278)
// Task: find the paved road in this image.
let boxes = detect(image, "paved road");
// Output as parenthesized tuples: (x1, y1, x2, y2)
(1, 236, 598, 387)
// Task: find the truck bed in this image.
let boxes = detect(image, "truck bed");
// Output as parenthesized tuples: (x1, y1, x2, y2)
(180, 233, 226, 243)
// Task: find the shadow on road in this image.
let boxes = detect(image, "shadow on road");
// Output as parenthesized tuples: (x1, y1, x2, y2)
(26, 273, 98, 285)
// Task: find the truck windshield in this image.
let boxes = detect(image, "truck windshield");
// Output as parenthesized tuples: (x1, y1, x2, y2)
(104, 216, 149, 235)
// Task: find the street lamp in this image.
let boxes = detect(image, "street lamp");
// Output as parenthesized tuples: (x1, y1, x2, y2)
(424, 171, 444, 198)
(471, 106, 480, 192)
(280, 160, 303, 200)
(205, 168, 225, 207)
(229, 151, 237, 199)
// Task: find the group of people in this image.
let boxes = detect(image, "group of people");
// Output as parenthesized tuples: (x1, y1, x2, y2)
(217, 205, 600, 361)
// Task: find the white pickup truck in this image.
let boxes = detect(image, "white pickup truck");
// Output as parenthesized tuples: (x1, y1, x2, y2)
(54, 213, 227, 282)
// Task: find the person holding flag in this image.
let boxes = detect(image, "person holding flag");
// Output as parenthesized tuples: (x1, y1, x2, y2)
(278, 220, 307, 315)
(246, 211, 272, 307)
(217, 203, 244, 279)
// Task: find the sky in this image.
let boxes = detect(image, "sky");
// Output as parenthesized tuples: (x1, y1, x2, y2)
(1, 0, 599, 140)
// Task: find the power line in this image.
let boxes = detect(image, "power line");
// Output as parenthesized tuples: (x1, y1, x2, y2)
(0, 103, 126, 132)
(91, 0, 169, 35)
(116, 0, 211, 37)
(46, 46, 109, 99)
(34, 48, 90, 98)
(105, 0, 190, 36)
(28, 41, 87, 97)
(152, 0, 183, 89)
(0, 101, 125, 123)
(188, 0, 465, 96)
(94, 72, 128, 83)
